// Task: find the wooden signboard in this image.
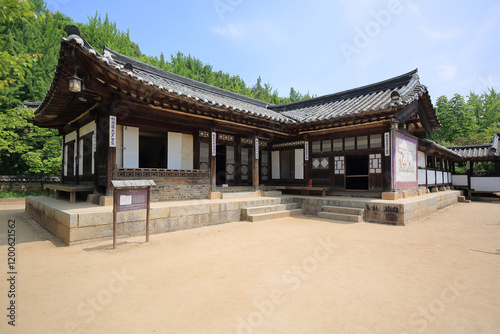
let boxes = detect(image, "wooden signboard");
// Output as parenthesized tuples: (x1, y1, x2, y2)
(111, 180, 155, 249)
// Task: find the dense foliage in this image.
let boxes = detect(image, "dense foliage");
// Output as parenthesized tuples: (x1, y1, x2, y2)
(429, 89, 500, 146)
(0, 0, 498, 177)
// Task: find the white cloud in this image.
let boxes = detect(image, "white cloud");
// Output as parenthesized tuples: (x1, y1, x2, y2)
(418, 25, 462, 41)
(212, 19, 284, 45)
(213, 23, 246, 39)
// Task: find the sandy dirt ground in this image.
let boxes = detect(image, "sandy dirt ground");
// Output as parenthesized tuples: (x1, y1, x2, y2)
(0, 200, 499, 334)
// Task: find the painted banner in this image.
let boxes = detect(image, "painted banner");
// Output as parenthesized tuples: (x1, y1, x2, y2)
(392, 131, 418, 189)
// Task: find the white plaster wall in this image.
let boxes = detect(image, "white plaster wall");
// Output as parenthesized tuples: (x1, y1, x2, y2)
(181, 133, 193, 169)
(437, 171, 443, 184)
(168, 132, 182, 169)
(123, 126, 139, 168)
(80, 121, 95, 136)
(471, 177, 500, 191)
(418, 151, 426, 168)
(295, 148, 304, 179)
(418, 169, 426, 185)
(427, 170, 436, 185)
(452, 175, 467, 186)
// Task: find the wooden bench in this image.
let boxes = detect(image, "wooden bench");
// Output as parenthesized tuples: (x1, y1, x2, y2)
(44, 184, 95, 204)
(284, 186, 328, 197)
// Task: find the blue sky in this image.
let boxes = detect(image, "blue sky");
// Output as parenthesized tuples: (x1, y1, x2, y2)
(49, 0, 500, 102)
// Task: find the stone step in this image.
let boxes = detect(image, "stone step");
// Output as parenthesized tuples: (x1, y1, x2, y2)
(263, 191, 283, 197)
(321, 205, 364, 216)
(458, 196, 471, 203)
(221, 191, 259, 199)
(247, 209, 304, 222)
(317, 211, 362, 223)
(243, 203, 299, 216)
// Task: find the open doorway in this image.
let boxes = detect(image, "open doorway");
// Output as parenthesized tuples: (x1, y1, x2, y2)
(216, 145, 226, 185)
(346, 155, 369, 190)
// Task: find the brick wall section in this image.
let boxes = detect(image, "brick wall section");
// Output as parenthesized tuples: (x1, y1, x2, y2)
(149, 176, 210, 202)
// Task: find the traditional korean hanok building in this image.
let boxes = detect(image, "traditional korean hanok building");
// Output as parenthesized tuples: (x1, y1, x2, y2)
(31, 26, 450, 202)
(448, 132, 500, 195)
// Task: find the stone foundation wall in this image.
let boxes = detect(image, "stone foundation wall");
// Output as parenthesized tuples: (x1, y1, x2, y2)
(25, 197, 281, 245)
(289, 190, 460, 226)
(364, 191, 459, 225)
(0, 176, 60, 193)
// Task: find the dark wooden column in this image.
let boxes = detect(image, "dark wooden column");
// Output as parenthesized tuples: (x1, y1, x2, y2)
(76, 127, 80, 185)
(210, 125, 216, 192)
(252, 133, 259, 189)
(61, 133, 66, 184)
(235, 135, 241, 186)
(467, 161, 473, 191)
(304, 137, 311, 186)
(193, 130, 200, 169)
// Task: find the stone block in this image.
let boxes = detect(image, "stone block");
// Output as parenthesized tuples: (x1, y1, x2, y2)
(208, 192, 221, 199)
(210, 203, 220, 213)
(195, 214, 210, 225)
(87, 194, 100, 205)
(79, 212, 113, 227)
(154, 218, 171, 231)
(117, 210, 147, 223)
(56, 210, 78, 228)
(170, 204, 210, 217)
(123, 220, 147, 235)
(431, 187, 439, 193)
(151, 207, 169, 219)
(403, 191, 410, 199)
(382, 192, 399, 200)
(209, 212, 220, 223)
(70, 223, 117, 242)
(99, 196, 113, 206)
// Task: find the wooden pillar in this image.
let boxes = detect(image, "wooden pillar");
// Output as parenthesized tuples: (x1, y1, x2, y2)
(252, 133, 259, 189)
(193, 130, 200, 169)
(61, 134, 66, 184)
(467, 161, 473, 191)
(304, 137, 311, 186)
(235, 135, 241, 186)
(210, 125, 216, 192)
(76, 127, 80, 185)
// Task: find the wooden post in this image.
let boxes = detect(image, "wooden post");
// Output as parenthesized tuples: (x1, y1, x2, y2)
(146, 186, 151, 242)
(61, 134, 66, 184)
(252, 133, 259, 189)
(210, 125, 216, 192)
(304, 137, 311, 187)
(76, 127, 80, 185)
(113, 187, 118, 249)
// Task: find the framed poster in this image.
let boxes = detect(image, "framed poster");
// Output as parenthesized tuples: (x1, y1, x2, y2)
(392, 131, 418, 189)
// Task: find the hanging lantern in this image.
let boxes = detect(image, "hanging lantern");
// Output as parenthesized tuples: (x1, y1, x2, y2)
(68, 66, 83, 93)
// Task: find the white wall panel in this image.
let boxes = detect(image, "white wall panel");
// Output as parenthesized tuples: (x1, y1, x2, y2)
(181, 133, 193, 169)
(123, 126, 139, 168)
(295, 149, 304, 179)
(168, 132, 182, 169)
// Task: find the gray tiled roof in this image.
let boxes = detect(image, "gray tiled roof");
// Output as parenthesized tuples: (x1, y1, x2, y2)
(36, 32, 435, 128)
(271, 69, 427, 123)
(448, 132, 500, 159)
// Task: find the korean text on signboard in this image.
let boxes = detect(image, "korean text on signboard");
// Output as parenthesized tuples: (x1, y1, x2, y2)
(211, 132, 216, 157)
(304, 141, 309, 161)
(255, 138, 259, 160)
(109, 116, 117, 147)
(116, 188, 148, 212)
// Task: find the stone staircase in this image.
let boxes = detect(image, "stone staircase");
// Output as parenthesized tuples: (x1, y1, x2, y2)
(317, 205, 364, 223)
(241, 192, 303, 222)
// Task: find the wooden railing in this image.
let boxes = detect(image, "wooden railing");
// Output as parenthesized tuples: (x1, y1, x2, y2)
(116, 168, 210, 179)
